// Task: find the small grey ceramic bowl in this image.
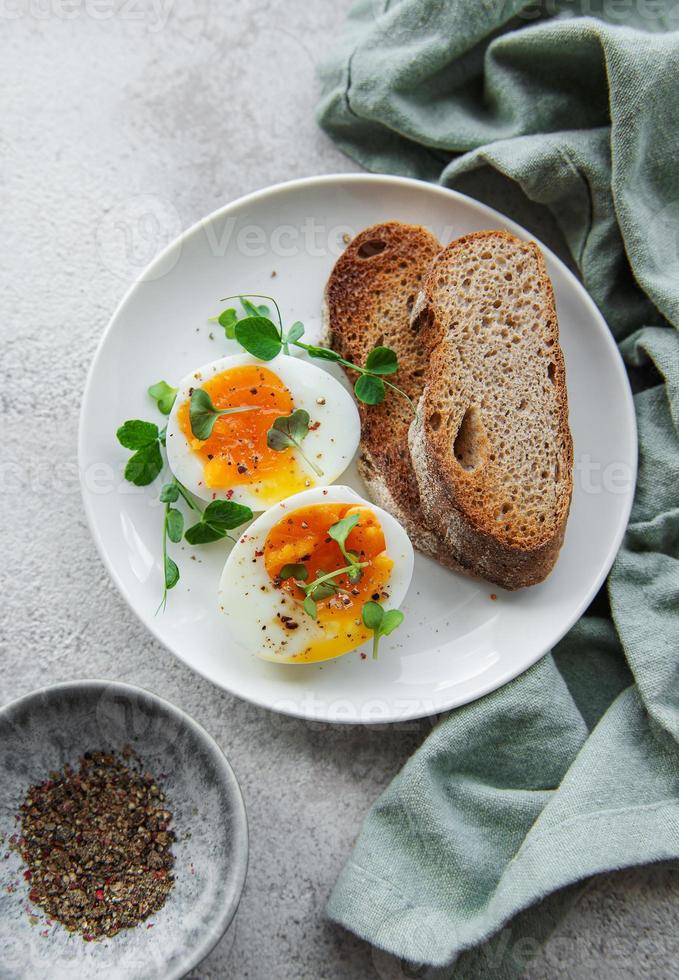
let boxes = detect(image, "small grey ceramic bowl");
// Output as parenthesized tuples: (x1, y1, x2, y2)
(0, 680, 248, 980)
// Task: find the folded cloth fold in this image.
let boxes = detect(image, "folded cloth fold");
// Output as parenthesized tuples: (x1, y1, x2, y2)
(318, 0, 679, 972)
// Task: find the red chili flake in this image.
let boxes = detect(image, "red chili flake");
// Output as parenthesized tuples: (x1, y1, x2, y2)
(490, 593, 497, 601)
(28, 889, 39, 903)
(309, 421, 321, 431)
(226, 489, 234, 499)
(360, 652, 367, 660)
(23, 870, 32, 881)
(147, 923, 154, 929)
(254, 549, 264, 558)
(95, 889, 105, 901)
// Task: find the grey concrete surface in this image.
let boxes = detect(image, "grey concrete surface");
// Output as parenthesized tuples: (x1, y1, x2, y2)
(1, 2, 677, 978)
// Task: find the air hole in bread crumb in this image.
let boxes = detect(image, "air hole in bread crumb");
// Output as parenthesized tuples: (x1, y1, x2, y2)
(453, 407, 486, 472)
(357, 239, 386, 259)
(411, 306, 433, 334)
(547, 362, 556, 384)
(429, 411, 442, 431)
(406, 294, 415, 312)
(518, 399, 527, 411)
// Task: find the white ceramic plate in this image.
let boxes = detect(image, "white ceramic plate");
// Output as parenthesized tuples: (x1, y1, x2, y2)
(79, 174, 637, 723)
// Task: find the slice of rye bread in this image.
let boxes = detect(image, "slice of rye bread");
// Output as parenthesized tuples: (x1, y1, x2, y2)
(322, 221, 462, 569)
(409, 230, 573, 590)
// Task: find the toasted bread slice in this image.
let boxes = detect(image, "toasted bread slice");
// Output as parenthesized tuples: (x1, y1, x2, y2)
(409, 230, 573, 589)
(323, 221, 461, 567)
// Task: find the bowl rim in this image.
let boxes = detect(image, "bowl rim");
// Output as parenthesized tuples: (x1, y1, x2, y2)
(0, 678, 249, 980)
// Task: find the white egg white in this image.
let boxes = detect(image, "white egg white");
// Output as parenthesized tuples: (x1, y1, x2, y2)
(218, 485, 414, 664)
(165, 352, 360, 509)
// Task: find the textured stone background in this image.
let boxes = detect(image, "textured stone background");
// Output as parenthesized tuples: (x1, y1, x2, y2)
(1, 1, 677, 977)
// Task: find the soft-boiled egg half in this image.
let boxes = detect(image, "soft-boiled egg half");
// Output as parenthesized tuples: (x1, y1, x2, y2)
(165, 353, 360, 509)
(218, 485, 414, 664)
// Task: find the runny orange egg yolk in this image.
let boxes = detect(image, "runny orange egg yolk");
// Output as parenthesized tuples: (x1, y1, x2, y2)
(177, 364, 310, 503)
(263, 503, 394, 663)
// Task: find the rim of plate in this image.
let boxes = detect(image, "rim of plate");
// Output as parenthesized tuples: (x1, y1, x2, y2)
(78, 173, 637, 722)
(0, 678, 249, 979)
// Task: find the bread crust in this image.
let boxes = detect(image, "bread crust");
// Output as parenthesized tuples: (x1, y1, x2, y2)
(409, 230, 573, 589)
(323, 222, 464, 569)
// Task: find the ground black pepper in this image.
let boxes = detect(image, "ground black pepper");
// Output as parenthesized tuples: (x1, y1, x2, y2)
(15, 748, 175, 940)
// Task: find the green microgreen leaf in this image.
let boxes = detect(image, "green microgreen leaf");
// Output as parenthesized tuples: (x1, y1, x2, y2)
(148, 380, 178, 415)
(362, 601, 384, 632)
(266, 409, 324, 478)
(347, 565, 363, 584)
(116, 420, 159, 450)
(365, 346, 399, 375)
(362, 602, 405, 659)
(184, 499, 253, 545)
(286, 321, 305, 345)
(240, 297, 269, 318)
(159, 482, 180, 503)
(202, 500, 253, 531)
(309, 580, 338, 601)
(270, 408, 310, 445)
(124, 441, 163, 486)
(189, 388, 260, 440)
(166, 507, 184, 544)
(328, 513, 360, 549)
(354, 374, 386, 405)
(164, 555, 179, 590)
(279, 563, 309, 582)
(381, 608, 405, 636)
(184, 522, 225, 545)
(218, 308, 238, 339)
(220, 293, 283, 331)
(303, 595, 317, 619)
(234, 316, 282, 361)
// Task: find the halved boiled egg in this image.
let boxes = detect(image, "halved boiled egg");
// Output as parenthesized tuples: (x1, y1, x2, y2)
(218, 485, 414, 664)
(165, 353, 360, 509)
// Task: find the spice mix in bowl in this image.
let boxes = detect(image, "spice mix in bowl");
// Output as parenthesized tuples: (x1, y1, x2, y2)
(0, 680, 248, 980)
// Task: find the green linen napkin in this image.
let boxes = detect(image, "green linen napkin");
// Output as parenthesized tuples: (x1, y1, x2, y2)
(318, 1, 679, 973)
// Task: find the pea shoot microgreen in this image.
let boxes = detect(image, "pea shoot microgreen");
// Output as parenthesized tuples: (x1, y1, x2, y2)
(277, 513, 368, 620)
(276, 513, 405, 653)
(278, 558, 369, 620)
(118, 387, 254, 611)
(116, 420, 164, 486)
(210, 296, 272, 340)
(184, 500, 253, 545)
(211, 294, 414, 411)
(266, 409, 324, 477)
(148, 380, 178, 415)
(362, 602, 405, 659)
(189, 388, 260, 441)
